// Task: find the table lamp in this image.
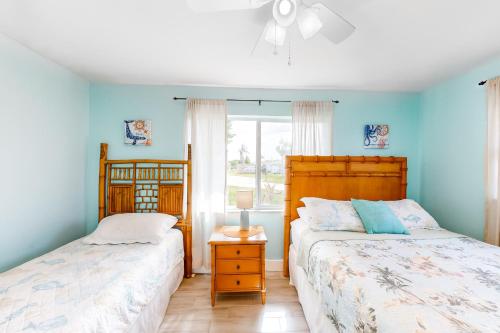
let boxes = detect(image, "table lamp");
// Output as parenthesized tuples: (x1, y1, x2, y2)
(236, 190, 253, 231)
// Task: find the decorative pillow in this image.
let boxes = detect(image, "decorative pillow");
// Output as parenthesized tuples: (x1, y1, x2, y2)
(385, 199, 440, 230)
(351, 199, 410, 235)
(83, 213, 178, 245)
(300, 197, 365, 232)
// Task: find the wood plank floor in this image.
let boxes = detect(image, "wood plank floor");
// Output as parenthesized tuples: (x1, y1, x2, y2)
(159, 272, 310, 333)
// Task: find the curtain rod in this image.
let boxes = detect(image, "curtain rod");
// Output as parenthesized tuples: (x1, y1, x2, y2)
(173, 97, 340, 105)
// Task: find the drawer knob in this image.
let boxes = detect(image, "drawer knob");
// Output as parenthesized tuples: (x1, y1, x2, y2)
(236, 264, 240, 270)
(236, 250, 240, 255)
(236, 280, 240, 285)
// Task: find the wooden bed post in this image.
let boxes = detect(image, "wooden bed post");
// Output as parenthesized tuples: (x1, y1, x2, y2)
(185, 144, 193, 278)
(283, 156, 292, 277)
(401, 158, 408, 199)
(98, 143, 108, 222)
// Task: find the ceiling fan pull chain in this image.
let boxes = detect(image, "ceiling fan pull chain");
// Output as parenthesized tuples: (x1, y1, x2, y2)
(288, 39, 292, 66)
(273, 21, 278, 55)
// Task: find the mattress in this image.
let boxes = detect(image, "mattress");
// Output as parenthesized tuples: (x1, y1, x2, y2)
(130, 259, 183, 333)
(0, 228, 184, 332)
(289, 245, 334, 333)
(292, 228, 500, 333)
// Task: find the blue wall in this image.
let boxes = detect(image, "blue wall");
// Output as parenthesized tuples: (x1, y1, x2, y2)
(87, 84, 421, 259)
(420, 57, 500, 240)
(0, 34, 89, 272)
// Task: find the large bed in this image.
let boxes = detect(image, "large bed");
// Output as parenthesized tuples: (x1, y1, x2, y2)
(284, 156, 500, 333)
(0, 143, 193, 332)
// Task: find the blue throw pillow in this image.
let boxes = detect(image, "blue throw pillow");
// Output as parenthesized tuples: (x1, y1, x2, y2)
(351, 199, 410, 235)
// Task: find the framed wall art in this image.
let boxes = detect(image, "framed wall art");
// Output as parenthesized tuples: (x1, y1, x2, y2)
(124, 120, 152, 146)
(364, 124, 389, 149)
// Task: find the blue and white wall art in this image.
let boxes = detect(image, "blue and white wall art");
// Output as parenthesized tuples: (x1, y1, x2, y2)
(364, 124, 389, 149)
(124, 120, 152, 145)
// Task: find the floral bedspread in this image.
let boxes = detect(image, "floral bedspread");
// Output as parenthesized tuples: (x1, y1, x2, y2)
(305, 232, 500, 332)
(0, 229, 183, 332)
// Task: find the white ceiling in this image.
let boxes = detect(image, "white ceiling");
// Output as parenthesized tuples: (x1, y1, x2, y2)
(1, 0, 500, 91)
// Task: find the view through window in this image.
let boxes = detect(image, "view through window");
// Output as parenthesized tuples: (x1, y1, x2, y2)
(227, 117, 292, 209)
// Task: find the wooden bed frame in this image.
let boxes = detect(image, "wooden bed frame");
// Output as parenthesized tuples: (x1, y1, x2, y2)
(98, 143, 193, 278)
(283, 155, 407, 276)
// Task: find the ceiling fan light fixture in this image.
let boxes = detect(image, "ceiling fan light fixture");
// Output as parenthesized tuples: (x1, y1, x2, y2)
(279, 0, 291, 15)
(263, 20, 287, 46)
(272, 0, 297, 27)
(297, 6, 323, 39)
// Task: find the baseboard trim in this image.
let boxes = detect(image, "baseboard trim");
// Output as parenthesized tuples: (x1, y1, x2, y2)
(265, 259, 283, 272)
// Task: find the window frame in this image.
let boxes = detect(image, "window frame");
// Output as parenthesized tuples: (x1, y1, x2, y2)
(226, 115, 292, 212)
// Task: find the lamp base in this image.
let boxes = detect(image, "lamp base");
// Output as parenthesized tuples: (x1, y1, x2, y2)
(240, 210, 250, 231)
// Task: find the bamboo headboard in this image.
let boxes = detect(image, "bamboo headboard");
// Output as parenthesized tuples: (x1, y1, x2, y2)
(283, 155, 407, 276)
(98, 143, 192, 278)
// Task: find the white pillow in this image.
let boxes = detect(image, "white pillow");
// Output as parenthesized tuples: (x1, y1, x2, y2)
(83, 213, 178, 245)
(297, 207, 310, 221)
(301, 197, 330, 206)
(300, 197, 365, 232)
(385, 199, 440, 230)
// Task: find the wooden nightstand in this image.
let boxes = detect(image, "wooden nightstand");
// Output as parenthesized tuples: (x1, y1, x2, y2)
(208, 225, 267, 306)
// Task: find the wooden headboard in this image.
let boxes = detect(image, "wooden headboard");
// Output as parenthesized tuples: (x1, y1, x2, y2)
(283, 155, 407, 276)
(98, 143, 192, 278)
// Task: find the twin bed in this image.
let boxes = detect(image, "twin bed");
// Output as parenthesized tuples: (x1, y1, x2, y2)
(0, 143, 192, 332)
(0, 229, 184, 332)
(284, 156, 500, 333)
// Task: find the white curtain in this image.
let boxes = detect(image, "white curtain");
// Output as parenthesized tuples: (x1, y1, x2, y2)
(291, 101, 334, 155)
(185, 98, 227, 273)
(485, 77, 500, 246)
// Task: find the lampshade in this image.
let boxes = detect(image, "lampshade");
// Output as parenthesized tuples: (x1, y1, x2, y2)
(264, 20, 287, 46)
(297, 6, 323, 40)
(236, 190, 253, 209)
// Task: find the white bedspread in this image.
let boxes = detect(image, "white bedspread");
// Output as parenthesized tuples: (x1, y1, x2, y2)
(0, 228, 184, 332)
(291, 218, 309, 252)
(297, 229, 500, 333)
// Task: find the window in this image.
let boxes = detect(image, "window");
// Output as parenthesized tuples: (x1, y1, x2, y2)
(227, 116, 292, 210)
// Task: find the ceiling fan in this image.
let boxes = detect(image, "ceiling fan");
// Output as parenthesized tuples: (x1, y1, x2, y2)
(186, 0, 356, 49)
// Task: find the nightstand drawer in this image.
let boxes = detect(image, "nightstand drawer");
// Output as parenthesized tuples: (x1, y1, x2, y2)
(216, 245, 260, 259)
(216, 274, 261, 291)
(217, 259, 261, 274)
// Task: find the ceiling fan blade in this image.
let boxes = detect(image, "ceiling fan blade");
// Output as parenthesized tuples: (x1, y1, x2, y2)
(186, 0, 272, 12)
(250, 23, 268, 56)
(311, 2, 355, 44)
(250, 19, 286, 56)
